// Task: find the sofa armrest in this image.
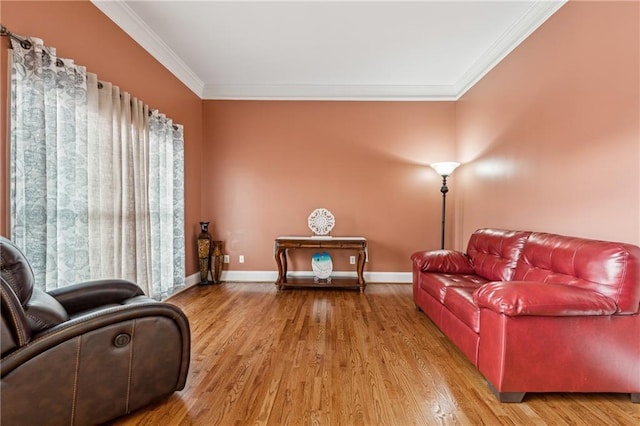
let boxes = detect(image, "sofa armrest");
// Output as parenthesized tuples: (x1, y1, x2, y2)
(48, 279, 144, 315)
(411, 250, 475, 274)
(473, 281, 618, 316)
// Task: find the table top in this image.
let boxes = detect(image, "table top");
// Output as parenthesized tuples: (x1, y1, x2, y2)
(276, 236, 367, 242)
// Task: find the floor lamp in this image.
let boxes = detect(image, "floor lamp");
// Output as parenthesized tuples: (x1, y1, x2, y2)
(430, 162, 460, 249)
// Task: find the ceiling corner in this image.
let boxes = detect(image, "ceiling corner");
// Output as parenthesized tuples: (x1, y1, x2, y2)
(92, 0, 567, 102)
(454, 0, 568, 99)
(91, 0, 205, 98)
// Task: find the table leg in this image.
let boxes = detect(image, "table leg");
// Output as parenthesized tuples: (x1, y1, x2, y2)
(275, 247, 285, 288)
(282, 249, 288, 283)
(357, 247, 366, 291)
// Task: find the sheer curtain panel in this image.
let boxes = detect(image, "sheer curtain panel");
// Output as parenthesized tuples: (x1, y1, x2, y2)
(9, 36, 185, 299)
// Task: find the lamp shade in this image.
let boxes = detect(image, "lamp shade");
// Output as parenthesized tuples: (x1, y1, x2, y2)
(430, 161, 460, 177)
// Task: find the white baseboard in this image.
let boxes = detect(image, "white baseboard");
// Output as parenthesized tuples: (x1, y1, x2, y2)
(184, 273, 201, 287)
(165, 272, 201, 300)
(217, 270, 412, 283)
(168, 270, 411, 300)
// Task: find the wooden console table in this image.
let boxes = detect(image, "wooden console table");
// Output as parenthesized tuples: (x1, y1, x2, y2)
(274, 236, 367, 292)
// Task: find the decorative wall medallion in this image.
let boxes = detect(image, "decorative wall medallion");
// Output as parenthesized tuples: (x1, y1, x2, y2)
(308, 208, 335, 236)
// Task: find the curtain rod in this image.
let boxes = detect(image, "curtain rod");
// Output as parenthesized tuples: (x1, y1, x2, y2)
(0, 24, 32, 48)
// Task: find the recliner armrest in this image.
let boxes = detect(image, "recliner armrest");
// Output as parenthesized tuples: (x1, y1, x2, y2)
(411, 250, 475, 274)
(473, 281, 618, 316)
(1, 301, 190, 386)
(48, 279, 144, 315)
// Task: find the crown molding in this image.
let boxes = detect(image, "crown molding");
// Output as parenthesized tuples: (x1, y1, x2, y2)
(454, 0, 567, 98)
(91, 0, 205, 97)
(93, 0, 566, 101)
(201, 84, 458, 101)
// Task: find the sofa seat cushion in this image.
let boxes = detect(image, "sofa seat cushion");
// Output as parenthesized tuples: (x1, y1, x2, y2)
(420, 273, 488, 303)
(474, 281, 618, 317)
(443, 287, 481, 332)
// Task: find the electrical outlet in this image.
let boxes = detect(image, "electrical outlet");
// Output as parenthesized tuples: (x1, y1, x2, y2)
(223, 255, 230, 264)
(239, 255, 245, 263)
(349, 256, 356, 265)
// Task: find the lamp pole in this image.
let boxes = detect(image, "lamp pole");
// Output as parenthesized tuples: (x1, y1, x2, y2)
(430, 162, 460, 250)
(439, 175, 449, 250)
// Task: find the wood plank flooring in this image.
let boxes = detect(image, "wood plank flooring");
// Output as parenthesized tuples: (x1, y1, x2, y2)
(112, 283, 640, 425)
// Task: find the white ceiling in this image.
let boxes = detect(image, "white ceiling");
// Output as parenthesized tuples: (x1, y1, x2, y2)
(93, 1, 566, 100)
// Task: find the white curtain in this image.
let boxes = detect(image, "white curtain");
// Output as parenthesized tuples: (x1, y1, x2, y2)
(9, 36, 185, 299)
(148, 112, 185, 299)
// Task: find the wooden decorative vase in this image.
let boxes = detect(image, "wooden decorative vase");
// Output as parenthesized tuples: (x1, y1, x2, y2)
(211, 240, 224, 284)
(197, 221, 212, 284)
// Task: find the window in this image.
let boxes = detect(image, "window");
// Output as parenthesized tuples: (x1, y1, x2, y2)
(9, 35, 185, 299)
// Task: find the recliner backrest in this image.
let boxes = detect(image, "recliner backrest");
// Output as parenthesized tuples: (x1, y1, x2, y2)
(1, 279, 31, 356)
(466, 229, 531, 281)
(1, 237, 35, 306)
(1, 237, 69, 348)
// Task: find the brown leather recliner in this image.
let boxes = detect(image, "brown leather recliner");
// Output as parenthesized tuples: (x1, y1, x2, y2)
(1, 236, 191, 425)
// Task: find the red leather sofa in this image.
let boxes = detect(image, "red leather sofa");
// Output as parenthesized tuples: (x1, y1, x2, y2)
(411, 228, 640, 402)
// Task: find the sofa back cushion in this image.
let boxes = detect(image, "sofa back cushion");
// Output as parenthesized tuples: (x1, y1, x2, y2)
(466, 229, 531, 281)
(513, 232, 640, 314)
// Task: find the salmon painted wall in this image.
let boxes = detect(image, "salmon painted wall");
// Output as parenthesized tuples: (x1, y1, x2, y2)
(5, 0, 635, 281)
(202, 101, 456, 273)
(0, 0, 203, 274)
(455, 0, 640, 247)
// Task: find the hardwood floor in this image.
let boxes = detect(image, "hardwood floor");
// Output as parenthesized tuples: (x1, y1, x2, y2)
(113, 283, 640, 425)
